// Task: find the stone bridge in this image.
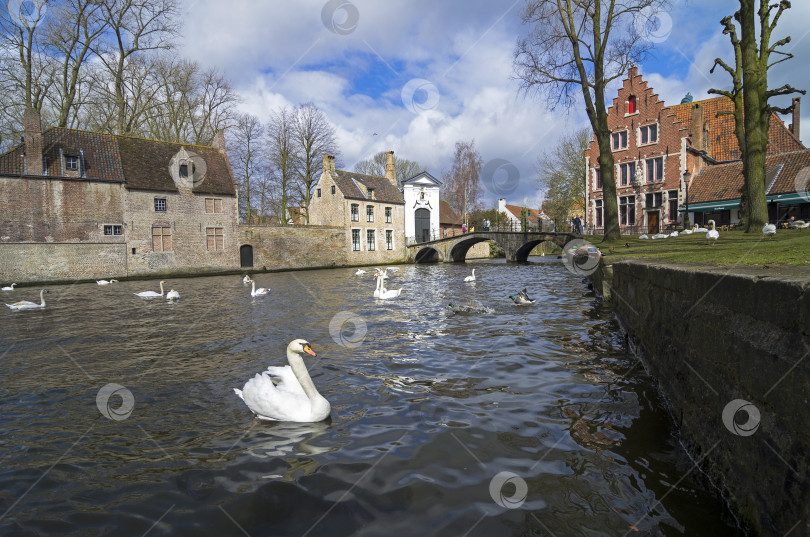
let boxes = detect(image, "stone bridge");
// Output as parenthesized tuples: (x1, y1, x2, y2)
(405, 231, 578, 263)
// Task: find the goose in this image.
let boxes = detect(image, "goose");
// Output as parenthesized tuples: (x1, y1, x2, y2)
(96, 279, 118, 285)
(355, 269, 367, 275)
(508, 288, 535, 305)
(762, 223, 777, 238)
(135, 281, 166, 298)
(166, 289, 180, 300)
(6, 290, 48, 311)
(243, 275, 253, 284)
(464, 268, 476, 282)
(251, 280, 269, 297)
(638, 234, 649, 240)
(2, 283, 15, 291)
(706, 220, 719, 245)
(233, 339, 330, 422)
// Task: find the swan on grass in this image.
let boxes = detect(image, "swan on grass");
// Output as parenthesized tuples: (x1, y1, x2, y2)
(706, 220, 719, 245)
(251, 280, 269, 297)
(464, 268, 476, 282)
(509, 288, 536, 305)
(166, 289, 180, 300)
(135, 280, 166, 298)
(638, 234, 649, 240)
(762, 223, 777, 238)
(96, 279, 118, 285)
(2, 283, 16, 291)
(6, 289, 48, 311)
(234, 339, 330, 422)
(789, 219, 809, 231)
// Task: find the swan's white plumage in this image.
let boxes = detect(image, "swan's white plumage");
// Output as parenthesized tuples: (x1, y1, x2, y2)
(762, 223, 776, 238)
(638, 234, 649, 240)
(135, 281, 166, 298)
(243, 275, 253, 284)
(97, 279, 118, 285)
(355, 269, 367, 275)
(464, 268, 476, 282)
(374, 270, 401, 299)
(2, 283, 16, 291)
(251, 280, 269, 296)
(166, 289, 180, 299)
(6, 289, 47, 310)
(706, 220, 719, 244)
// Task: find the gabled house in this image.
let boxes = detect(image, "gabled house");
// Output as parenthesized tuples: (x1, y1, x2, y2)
(402, 171, 441, 243)
(498, 198, 551, 231)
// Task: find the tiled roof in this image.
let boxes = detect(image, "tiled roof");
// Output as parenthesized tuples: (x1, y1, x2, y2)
(331, 170, 404, 204)
(688, 148, 810, 203)
(665, 97, 803, 162)
(439, 200, 461, 225)
(0, 128, 236, 196)
(504, 204, 546, 225)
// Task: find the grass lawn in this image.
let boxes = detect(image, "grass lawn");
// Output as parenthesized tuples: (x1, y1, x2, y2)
(582, 228, 810, 266)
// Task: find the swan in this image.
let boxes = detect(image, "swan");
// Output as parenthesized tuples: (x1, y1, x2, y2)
(233, 339, 330, 422)
(706, 220, 719, 245)
(509, 288, 535, 305)
(638, 234, 649, 240)
(251, 280, 269, 297)
(166, 289, 180, 300)
(762, 223, 777, 238)
(355, 269, 367, 275)
(243, 275, 253, 284)
(96, 279, 118, 285)
(464, 268, 476, 282)
(2, 283, 16, 291)
(386, 267, 400, 272)
(695, 223, 709, 233)
(789, 220, 809, 231)
(373, 272, 401, 299)
(135, 281, 166, 298)
(669, 231, 679, 237)
(6, 289, 48, 311)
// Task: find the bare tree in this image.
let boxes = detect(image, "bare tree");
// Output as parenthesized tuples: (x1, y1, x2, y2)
(515, 0, 666, 241)
(442, 140, 483, 226)
(708, 0, 805, 231)
(537, 127, 590, 229)
(227, 113, 264, 224)
(354, 151, 422, 185)
(0, 0, 51, 112)
(293, 102, 339, 223)
(265, 106, 299, 225)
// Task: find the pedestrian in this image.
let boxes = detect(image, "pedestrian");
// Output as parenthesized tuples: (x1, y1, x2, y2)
(462, 223, 467, 233)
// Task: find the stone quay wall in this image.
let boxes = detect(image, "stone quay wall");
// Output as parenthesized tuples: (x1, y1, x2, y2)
(239, 224, 353, 272)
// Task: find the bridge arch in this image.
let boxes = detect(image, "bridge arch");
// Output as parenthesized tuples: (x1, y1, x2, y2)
(513, 239, 559, 262)
(414, 246, 443, 263)
(448, 237, 494, 262)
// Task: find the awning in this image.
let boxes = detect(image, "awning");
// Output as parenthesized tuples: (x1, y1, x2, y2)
(679, 200, 740, 212)
(767, 192, 810, 205)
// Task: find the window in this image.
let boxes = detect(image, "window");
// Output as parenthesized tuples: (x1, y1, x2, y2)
(205, 198, 222, 213)
(595, 169, 602, 190)
(386, 230, 393, 250)
(619, 162, 636, 187)
(367, 187, 375, 200)
(595, 199, 603, 228)
(645, 192, 662, 208)
(366, 206, 374, 222)
(317, 188, 321, 198)
(385, 207, 392, 223)
(65, 155, 79, 171)
(628, 95, 637, 114)
(155, 198, 167, 212)
(645, 157, 664, 182)
(668, 190, 679, 221)
(152, 225, 172, 251)
(103, 224, 123, 236)
(612, 131, 628, 150)
(331, 185, 336, 195)
(206, 227, 224, 251)
(367, 230, 375, 251)
(179, 163, 189, 178)
(351, 204, 359, 222)
(352, 229, 361, 251)
(639, 124, 658, 145)
(619, 196, 635, 226)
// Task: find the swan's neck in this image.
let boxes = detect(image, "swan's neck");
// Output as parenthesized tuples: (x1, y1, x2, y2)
(251, 281, 256, 292)
(287, 350, 322, 401)
(39, 290, 45, 306)
(159, 282, 164, 295)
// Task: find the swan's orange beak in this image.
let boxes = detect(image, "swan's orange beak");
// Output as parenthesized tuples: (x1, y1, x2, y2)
(304, 344, 316, 357)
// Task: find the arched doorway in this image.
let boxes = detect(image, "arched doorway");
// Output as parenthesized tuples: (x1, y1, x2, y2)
(240, 244, 253, 268)
(415, 208, 431, 242)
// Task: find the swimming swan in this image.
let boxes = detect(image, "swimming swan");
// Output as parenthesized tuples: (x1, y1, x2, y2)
(97, 279, 118, 285)
(166, 289, 180, 300)
(251, 280, 269, 297)
(2, 283, 16, 291)
(135, 281, 166, 298)
(464, 268, 476, 282)
(233, 339, 330, 422)
(355, 269, 367, 275)
(374, 271, 401, 299)
(243, 275, 253, 284)
(6, 289, 48, 310)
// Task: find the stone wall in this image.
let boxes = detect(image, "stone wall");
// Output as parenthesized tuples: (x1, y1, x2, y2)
(239, 225, 349, 271)
(609, 260, 810, 537)
(0, 243, 126, 282)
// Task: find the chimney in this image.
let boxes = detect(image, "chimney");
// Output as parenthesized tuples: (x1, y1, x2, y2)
(498, 198, 507, 214)
(212, 129, 226, 153)
(384, 150, 396, 187)
(23, 108, 43, 176)
(691, 103, 704, 152)
(322, 155, 336, 174)
(791, 97, 801, 141)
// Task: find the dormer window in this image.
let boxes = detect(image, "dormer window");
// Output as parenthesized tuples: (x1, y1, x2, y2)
(627, 95, 637, 114)
(367, 187, 375, 199)
(179, 161, 194, 178)
(65, 155, 79, 171)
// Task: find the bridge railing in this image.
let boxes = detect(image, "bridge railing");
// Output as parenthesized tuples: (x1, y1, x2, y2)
(406, 221, 571, 245)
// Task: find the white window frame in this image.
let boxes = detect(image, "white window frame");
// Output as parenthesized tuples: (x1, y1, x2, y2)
(612, 130, 628, 151)
(639, 124, 658, 145)
(366, 229, 376, 251)
(351, 229, 361, 251)
(386, 229, 393, 250)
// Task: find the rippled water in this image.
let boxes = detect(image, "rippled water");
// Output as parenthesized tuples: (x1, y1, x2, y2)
(0, 259, 743, 536)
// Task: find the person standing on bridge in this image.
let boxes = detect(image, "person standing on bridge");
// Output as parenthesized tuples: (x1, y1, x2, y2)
(462, 223, 467, 233)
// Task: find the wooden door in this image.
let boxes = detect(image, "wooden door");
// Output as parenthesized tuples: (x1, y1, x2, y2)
(648, 212, 659, 234)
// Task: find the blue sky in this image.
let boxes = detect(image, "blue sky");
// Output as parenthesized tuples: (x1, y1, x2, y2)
(181, 0, 810, 208)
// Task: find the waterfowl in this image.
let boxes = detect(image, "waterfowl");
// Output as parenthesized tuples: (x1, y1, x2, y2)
(464, 268, 476, 282)
(6, 290, 48, 311)
(251, 280, 269, 297)
(681, 228, 693, 235)
(373, 271, 401, 299)
(243, 275, 253, 284)
(789, 220, 809, 231)
(706, 220, 719, 245)
(96, 279, 118, 285)
(509, 288, 535, 305)
(669, 231, 679, 237)
(695, 223, 709, 233)
(135, 281, 166, 298)
(2, 283, 16, 291)
(166, 289, 180, 300)
(234, 339, 330, 422)
(355, 269, 367, 275)
(762, 223, 777, 238)
(638, 234, 649, 240)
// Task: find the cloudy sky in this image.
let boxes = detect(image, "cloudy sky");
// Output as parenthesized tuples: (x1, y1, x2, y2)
(181, 0, 810, 208)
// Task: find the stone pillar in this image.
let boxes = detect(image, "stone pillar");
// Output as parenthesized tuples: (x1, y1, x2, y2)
(23, 108, 43, 176)
(791, 97, 801, 141)
(691, 103, 704, 152)
(385, 150, 396, 187)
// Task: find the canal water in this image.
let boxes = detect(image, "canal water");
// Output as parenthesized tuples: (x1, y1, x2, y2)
(0, 259, 744, 536)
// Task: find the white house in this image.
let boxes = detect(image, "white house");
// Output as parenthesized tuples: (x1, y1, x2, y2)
(402, 171, 442, 242)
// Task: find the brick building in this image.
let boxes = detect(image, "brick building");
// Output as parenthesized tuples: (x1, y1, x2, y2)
(0, 109, 239, 282)
(585, 66, 803, 234)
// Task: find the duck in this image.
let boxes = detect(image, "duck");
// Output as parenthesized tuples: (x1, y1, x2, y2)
(166, 289, 180, 300)
(638, 234, 649, 240)
(135, 281, 166, 298)
(243, 275, 253, 284)
(464, 268, 476, 282)
(2, 283, 16, 291)
(233, 339, 330, 422)
(508, 288, 536, 305)
(96, 279, 118, 285)
(6, 289, 48, 311)
(355, 269, 367, 275)
(706, 220, 719, 245)
(251, 280, 269, 297)
(762, 223, 777, 238)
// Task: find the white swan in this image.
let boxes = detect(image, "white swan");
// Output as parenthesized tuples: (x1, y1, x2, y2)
(695, 223, 709, 233)
(251, 280, 269, 297)
(96, 279, 118, 285)
(669, 231, 679, 237)
(706, 220, 719, 245)
(6, 289, 48, 311)
(509, 288, 535, 305)
(166, 289, 180, 300)
(789, 219, 809, 231)
(234, 339, 330, 422)
(243, 275, 253, 284)
(373, 271, 401, 299)
(638, 234, 649, 240)
(2, 283, 16, 291)
(762, 223, 777, 238)
(135, 281, 166, 298)
(355, 269, 367, 275)
(464, 268, 476, 282)
(681, 227, 693, 235)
